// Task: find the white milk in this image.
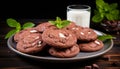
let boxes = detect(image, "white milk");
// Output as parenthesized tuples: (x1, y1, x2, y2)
(67, 10, 90, 27)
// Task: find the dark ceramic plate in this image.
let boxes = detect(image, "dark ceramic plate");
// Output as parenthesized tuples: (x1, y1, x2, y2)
(7, 30, 113, 63)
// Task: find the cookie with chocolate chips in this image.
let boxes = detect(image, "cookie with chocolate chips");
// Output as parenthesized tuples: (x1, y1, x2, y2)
(42, 29, 77, 48)
(35, 22, 57, 33)
(14, 28, 38, 42)
(77, 27, 97, 42)
(79, 39, 104, 52)
(49, 44, 80, 58)
(16, 33, 46, 54)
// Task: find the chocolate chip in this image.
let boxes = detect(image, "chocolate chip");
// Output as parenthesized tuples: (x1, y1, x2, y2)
(85, 66, 92, 69)
(85, 64, 100, 69)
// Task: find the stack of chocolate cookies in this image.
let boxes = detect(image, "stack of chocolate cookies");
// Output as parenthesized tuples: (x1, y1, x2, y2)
(14, 21, 104, 58)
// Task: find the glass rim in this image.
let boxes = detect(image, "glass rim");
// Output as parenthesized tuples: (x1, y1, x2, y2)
(67, 4, 91, 10)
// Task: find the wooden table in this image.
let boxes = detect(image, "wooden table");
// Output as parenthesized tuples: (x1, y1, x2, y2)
(0, 19, 120, 69)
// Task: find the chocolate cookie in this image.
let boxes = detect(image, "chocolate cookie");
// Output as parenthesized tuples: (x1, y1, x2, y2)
(77, 27, 97, 42)
(49, 44, 80, 58)
(16, 32, 46, 54)
(42, 29, 77, 48)
(14, 28, 38, 42)
(35, 22, 57, 33)
(79, 39, 104, 52)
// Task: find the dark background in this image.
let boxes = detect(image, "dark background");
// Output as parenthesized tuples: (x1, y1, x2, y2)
(0, 0, 120, 20)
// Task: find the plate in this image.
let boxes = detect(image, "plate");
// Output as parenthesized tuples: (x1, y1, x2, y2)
(7, 30, 113, 63)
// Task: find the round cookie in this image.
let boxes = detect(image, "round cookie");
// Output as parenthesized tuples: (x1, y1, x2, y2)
(14, 28, 38, 42)
(77, 27, 97, 42)
(79, 39, 104, 52)
(35, 22, 57, 33)
(49, 44, 80, 58)
(16, 33, 46, 54)
(42, 29, 77, 48)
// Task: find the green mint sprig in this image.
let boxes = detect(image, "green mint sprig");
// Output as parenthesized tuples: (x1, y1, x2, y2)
(92, 0, 120, 23)
(49, 17, 71, 29)
(98, 34, 115, 41)
(5, 18, 35, 39)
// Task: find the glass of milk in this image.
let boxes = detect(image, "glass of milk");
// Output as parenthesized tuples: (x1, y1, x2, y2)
(67, 5, 91, 27)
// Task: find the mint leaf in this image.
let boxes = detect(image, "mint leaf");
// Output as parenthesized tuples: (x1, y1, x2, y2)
(110, 10, 119, 20)
(98, 35, 114, 41)
(7, 18, 19, 27)
(62, 20, 71, 27)
(22, 22, 35, 29)
(5, 18, 22, 39)
(56, 23, 63, 28)
(49, 21, 56, 25)
(5, 29, 17, 39)
(49, 17, 70, 29)
(105, 13, 114, 20)
(109, 3, 118, 10)
(103, 3, 110, 11)
(5, 18, 35, 39)
(98, 9, 105, 18)
(96, 0, 105, 9)
(56, 17, 62, 22)
(92, 0, 120, 23)
(92, 13, 104, 23)
(105, 9, 119, 20)
(110, 10, 119, 15)
(16, 22, 21, 30)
